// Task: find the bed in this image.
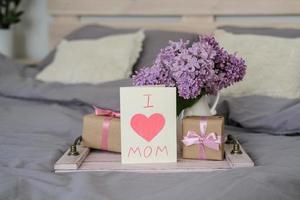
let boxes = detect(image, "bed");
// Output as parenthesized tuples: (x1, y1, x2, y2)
(1, 0, 300, 199)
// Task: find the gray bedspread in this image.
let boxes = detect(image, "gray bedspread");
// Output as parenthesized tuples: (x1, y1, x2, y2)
(1, 57, 300, 200)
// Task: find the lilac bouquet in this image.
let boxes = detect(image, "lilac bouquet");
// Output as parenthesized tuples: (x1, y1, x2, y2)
(132, 36, 246, 115)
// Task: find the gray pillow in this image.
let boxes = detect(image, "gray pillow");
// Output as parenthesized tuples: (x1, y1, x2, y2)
(218, 26, 300, 38)
(38, 24, 199, 72)
(134, 30, 199, 71)
(217, 96, 300, 135)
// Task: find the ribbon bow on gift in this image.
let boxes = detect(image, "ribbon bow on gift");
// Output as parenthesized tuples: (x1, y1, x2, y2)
(94, 106, 120, 118)
(94, 106, 120, 150)
(182, 117, 221, 159)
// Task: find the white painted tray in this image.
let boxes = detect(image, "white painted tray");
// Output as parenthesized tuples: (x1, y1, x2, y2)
(54, 141, 254, 173)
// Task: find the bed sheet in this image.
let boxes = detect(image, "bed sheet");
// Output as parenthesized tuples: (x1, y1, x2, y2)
(0, 95, 300, 200)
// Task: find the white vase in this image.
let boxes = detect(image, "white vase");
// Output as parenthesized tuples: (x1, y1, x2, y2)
(0, 29, 13, 57)
(183, 92, 220, 117)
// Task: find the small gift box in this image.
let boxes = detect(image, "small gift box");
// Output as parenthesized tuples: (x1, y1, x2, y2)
(181, 116, 224, 160)
(82, 107, 121, 153)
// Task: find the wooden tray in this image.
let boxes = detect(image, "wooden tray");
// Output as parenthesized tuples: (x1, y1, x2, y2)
(54, 141, 254, 173)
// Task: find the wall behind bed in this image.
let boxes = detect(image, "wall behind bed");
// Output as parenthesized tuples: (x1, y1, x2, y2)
(48, 0, 300, 49)
(16, 0, 300, 61)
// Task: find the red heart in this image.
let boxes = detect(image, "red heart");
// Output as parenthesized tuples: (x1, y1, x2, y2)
(130, 113, 165, 142)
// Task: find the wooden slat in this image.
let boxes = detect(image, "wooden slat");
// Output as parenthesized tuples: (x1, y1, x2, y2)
(48, 0, 216, 16)
(49, 16, 215, 49)
(48, 0, 300, 16)
(215, 0, 300, 15)
(216, 21, 300, 29)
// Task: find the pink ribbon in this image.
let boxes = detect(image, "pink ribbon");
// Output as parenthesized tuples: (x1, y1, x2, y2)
(94, 106, 120, 150)
(182, 116, 221, 159)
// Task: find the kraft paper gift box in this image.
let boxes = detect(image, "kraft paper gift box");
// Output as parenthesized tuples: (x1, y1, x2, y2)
(82, 108, 121, 153)
(181, 116, 224, 160)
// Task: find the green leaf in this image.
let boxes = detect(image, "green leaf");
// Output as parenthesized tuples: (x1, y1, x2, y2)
(176, 88, 206, 116)
(176, 94, 203, 116)
(0, 0, 23, 27)
(16, 10, 23, 17)
(13, 0, 21, 6)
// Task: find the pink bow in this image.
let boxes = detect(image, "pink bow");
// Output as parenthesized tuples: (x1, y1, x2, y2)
(94, 106, 120, 118)
(182, 116, 221, 159)
(94, 106, 120, 150)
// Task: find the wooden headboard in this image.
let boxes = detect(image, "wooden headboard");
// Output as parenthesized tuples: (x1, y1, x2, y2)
(48, 0, 300, 48)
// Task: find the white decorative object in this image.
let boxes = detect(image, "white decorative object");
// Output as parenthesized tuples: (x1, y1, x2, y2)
(0, 29, 13, 57)
(215, 30, 300, 99)
(184, 92, 220, 117)
(120, 87, 177, 164)
(36, 30, 145, 84)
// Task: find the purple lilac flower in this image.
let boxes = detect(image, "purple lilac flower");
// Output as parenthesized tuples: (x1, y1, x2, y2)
(132, 36, 247, 100)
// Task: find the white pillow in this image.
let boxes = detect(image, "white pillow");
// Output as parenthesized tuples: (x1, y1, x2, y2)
(36, 30, 145, 84)
(215, 30, 300, 99)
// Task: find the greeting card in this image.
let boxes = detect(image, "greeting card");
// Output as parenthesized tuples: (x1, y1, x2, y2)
(120, 87, 177, 164)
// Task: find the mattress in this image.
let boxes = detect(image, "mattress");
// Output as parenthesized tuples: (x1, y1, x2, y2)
(1, 95, 300, 200)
